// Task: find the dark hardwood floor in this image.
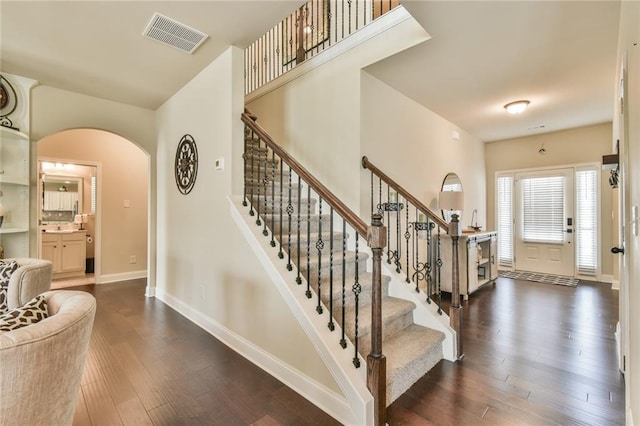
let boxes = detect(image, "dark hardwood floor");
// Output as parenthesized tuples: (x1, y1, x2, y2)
(65, 277, 624, 425)
(67, 280, 340, 426)
(388, 277, 625, 426)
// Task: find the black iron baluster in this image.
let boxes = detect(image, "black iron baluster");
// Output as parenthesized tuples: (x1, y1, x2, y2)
(370, 171, 374, 218)
(404, 197, 410, 280)
(286, 167, 293, 271)
(248, 131, 255, 216)
(386, 186, 391, 265)
(305, 185, 312, 296)
(296, 176, 302, 285)
(270, 150, 276, 244)
(436, 227, 443, 315)
(255, 138, 262, 224)
(395, 191, 401, 273)
(340, 219, 347, 349)
(347, 0, 352, 35)
(352, 232, 361, 368)
(242, 126, 248, 207)
(328, 207, 335, 331)
(315, 197, 323, 312)
(278, 158, 284, 258)
(378, 177, 382, 214)
(262, 145, 269, 236)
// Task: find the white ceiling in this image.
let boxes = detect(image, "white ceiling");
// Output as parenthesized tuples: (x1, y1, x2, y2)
(1, 1, 622, 142)
(1, 1, 304, 109)
(366, 1, 621, 141)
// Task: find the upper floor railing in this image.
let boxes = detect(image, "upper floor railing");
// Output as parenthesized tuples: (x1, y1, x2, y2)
(245, 0, 400, 94)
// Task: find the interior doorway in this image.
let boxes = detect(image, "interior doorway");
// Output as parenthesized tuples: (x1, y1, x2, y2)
(37, 160, 99, 285)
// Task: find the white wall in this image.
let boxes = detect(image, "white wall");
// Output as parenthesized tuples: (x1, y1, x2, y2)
(360, 72, 486, 226)
(247, 10, 430, 215)
(614, 2, 640, 423)
(154, 46, 342, 397)
(484, 123, 614, 278)
(31, 85, 157, 286)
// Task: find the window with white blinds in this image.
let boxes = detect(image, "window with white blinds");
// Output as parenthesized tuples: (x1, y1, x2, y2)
(521, 175, 565, 243)
(576, 168, 598, 275)
(496, 174, 513, 267)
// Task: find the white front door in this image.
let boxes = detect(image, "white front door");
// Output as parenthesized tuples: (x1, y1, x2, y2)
(514, 168, 575, 276)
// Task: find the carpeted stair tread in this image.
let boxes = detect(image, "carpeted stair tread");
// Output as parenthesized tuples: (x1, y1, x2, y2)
(343, 297, 415, 341)
(384, 324, 445, 404)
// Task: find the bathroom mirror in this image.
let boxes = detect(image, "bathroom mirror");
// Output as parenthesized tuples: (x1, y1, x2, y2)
(41, 175, 83, 224)
(440, 172, 463, 222)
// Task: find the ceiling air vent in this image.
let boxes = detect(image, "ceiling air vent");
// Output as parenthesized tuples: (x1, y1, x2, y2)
(142, 13, 208, 54)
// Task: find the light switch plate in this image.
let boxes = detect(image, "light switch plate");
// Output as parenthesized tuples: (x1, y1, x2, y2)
(215, 158, 224, 170)
(124, 199, 130, 208)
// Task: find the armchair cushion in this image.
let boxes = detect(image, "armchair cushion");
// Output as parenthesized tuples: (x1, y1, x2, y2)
(0, 261, 18, 314)
(3, 258, 52, 311)
(0, 295, 49, 333)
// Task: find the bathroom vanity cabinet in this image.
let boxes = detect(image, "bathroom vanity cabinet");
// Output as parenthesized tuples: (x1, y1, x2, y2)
(440, 231, 498, 299)
(41, 231, 86, 278)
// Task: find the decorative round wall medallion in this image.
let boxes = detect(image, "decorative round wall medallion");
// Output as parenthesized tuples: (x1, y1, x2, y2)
(174, 134, 198, 195)
(0, 75, 19, 129)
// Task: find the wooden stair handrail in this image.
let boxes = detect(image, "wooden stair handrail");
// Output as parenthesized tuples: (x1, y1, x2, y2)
(241, 111, 368, 237)
(361, 156, 449, 231)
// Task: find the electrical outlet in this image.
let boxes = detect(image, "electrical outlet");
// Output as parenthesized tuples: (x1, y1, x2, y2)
(129, 255, 136, 264)
(200, 285, 205, 299)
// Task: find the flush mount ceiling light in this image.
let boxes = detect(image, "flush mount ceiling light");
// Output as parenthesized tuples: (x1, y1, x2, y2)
(504, 100, 530, 114)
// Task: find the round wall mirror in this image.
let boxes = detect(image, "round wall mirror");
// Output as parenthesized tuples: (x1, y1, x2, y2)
(440, 172, 463, 222)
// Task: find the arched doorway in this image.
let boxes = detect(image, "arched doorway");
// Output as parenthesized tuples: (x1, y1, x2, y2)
(37, 128, 149, 286)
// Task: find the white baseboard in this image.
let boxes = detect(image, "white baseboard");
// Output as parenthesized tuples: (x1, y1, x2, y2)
(96, 270, 147, 284)
(155, 287, 355, 424)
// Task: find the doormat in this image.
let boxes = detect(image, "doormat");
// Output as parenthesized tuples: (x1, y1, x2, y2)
(499, 270, 579, 287)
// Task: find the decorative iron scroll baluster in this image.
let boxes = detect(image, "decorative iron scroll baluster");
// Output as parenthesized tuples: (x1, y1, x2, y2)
(362, 156, 451, 322)
(270, 150, 276, 245)
(328, 207, 335, 331)
(340, 219, 347, 349)
(306, 185, 312, 297)
(404, 199, 410, 281)
(436, 227, 443, 315)
(248, 130, 255, 216)
(278, 158, 284, 258)
(255, 138, 262, 225)
(262, 144, 269, 236)
(352, 232, 361, 368)
(286, 167, 293, 270)
(395, 193, 401, 273)
(315, 197, 323, 313)
(296, 176, 302, 285)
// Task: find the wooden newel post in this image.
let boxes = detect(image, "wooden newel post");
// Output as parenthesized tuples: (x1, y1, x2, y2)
(367, 213, 387, 426)
(449, 213, 464, 359)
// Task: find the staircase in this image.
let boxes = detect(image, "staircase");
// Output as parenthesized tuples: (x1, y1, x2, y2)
(242, 120, 446, 407)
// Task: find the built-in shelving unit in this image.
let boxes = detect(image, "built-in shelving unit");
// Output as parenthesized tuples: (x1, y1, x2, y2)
(0, 127, 30, 255)
(0, 73, 38, 258)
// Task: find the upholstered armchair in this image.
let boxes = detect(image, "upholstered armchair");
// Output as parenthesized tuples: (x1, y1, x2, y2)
(0, 290, 96, 425)
(5, 258, 53, 310)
